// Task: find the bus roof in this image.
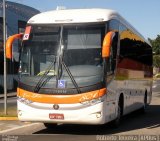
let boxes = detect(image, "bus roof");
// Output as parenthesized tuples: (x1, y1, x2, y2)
(28, 8, 150, 45)
(28, 9, 118, 24)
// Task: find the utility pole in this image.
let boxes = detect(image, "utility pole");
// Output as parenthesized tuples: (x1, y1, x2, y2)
(3, 0, 7, 115)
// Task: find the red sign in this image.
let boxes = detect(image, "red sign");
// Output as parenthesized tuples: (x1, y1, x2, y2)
(23, 26, 31, 40)
(49, 113, 64, 120)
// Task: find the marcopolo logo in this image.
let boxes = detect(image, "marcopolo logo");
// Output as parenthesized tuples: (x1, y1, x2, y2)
(58, 80, 66, 88)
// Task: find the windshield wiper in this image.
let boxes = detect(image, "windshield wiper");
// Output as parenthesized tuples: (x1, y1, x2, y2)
(59, 56, 81, 94)
(34, 57, 56, 93)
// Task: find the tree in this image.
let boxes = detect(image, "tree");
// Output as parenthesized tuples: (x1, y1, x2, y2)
(148, 35, 160, 55)
(148, 35, 160, 69)
(153, 55, 160, 68)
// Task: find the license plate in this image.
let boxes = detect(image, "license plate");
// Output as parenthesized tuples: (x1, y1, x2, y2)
(49, 113, 64, 120)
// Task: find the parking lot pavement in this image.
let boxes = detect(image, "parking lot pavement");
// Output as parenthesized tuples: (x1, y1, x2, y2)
(0, 120, 43, 135)
(0, 121, 30, 132)
(0, 92, 159, 136)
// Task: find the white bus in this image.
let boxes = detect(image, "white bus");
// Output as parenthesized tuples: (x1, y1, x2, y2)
(6, 8, 152, 127)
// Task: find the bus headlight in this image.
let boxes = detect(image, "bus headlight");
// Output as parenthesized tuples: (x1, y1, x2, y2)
(80, 96, 105, 106)
(95, 112, 102, 118)
(18, 97, 33, 105)
(18, 110, 22, 116)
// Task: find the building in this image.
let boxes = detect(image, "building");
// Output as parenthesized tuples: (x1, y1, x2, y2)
(0, 0, 40, 92)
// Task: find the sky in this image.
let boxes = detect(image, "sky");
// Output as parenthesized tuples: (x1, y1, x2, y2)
(8, 0, 160, 39)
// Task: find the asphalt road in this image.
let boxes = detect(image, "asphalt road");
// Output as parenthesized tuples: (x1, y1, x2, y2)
(1, 92, 158, 141)
(34, 93, 160, 134)
(153, 79, 160, 92)
(0, 92, 160, 141)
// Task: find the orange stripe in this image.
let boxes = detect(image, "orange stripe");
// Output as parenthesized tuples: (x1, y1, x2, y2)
(17, 88, 106, 104)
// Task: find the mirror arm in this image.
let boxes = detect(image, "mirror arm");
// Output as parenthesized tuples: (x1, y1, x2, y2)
(6, 33, 23, 59)
(102, 31, 115, 58)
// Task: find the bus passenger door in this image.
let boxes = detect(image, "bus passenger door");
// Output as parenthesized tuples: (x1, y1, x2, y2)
(102, 31, 119, 120)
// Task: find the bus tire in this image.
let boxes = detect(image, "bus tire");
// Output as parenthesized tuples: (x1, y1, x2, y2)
(139, 92, 148, 114)
(44, 123, 57, 129)
(112, 94, 123, 128)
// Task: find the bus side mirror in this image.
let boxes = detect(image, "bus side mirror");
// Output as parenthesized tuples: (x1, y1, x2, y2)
(102, 31, 115, 58)
(6, 33, 23, 59)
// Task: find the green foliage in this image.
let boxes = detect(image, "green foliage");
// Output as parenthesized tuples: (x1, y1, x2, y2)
(153, 55, 160, 68)
(148, 35, 160, 55)
(148, 35, 160, 68)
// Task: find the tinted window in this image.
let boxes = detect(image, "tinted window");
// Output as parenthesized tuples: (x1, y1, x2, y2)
(119, 23, 152, 69)
(109, 20, 119, 31)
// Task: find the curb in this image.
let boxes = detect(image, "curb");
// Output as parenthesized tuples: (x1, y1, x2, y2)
(0, 117, 18, 120)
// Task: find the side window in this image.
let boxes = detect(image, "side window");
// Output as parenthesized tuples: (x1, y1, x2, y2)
(119, 23, 151, 67)
(107, 32, 118, 74)
(108, 19, 119, 32)
(0, 17, 3, 52)
(106, 20, 119, 83)
(18, 20, 27, 33)
(119, 24, 128, 61)
(0, 18, 3, 74)
(118, 23, 152, 79)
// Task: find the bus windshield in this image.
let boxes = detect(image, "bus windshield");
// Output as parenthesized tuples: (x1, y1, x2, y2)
(20, 25, 60, 76)
(20, 24, 105, 93)
(63, 25, 103, 64)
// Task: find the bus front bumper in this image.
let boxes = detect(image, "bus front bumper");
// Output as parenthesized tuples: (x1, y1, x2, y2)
(17, 100, 106, 125)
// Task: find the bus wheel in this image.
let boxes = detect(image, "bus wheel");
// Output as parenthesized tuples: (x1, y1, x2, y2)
(113, 105, 121, 127)
(140, 93, 147, 113)
(112, 96, 123, 128)
(44, 123, 57, 129)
